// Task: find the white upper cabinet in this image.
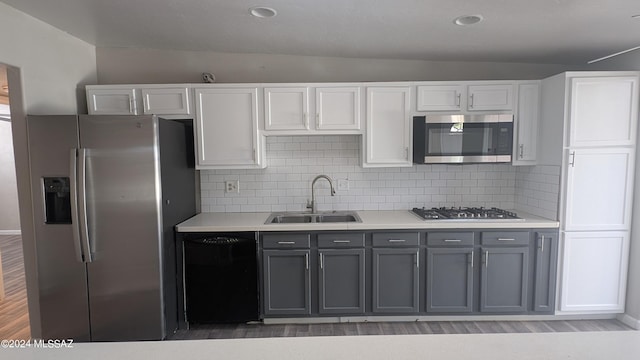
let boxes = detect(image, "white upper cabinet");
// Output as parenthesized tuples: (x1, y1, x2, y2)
(264, 87, 309, 130)
(568, 76, 638, 148)
(512, 82, 540, 165)
(468, 84, 513, 111)
(416, 82, 514, 113)
(364, 86, 412, 167)
(416, 85, 463, 111)
(141, 87, 191, 115)
(563, 147, 634, 231)
(87, 85, 193, 116)
(315, 86, 361, 130)
(87, 87, 139, 115)
(263, 85, 362, 134)
(194, 87, 264, 169)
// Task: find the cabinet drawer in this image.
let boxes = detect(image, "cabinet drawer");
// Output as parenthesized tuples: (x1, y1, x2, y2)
(427, 232, 474, 246)
(372, 232, 419, 247)
(262, 234, 311, 249)
(318, 233, 365, 248)
(481, 232, 530, 246)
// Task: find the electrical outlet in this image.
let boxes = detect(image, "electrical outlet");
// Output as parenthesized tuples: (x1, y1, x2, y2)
(225, 180, 239, 193)
(337, 179, 349, 191)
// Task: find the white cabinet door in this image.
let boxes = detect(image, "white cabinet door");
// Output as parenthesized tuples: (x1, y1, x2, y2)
(560, 231, 629, 313)
(141, 87, 191, 115)
(87, 88, 138, 115)
(416, 85, 463, 111)
(364, 87, 412, 167)
(417, 83, 514, 112)
(194, 88, 263, 169)
(563, 147, 634, 231)
(468, 84, 514, 111)
(264, 87, 309, 130)
(315, 86, 361, 130)
(568, 76, 638, 147)
(512, 83, 539, 165)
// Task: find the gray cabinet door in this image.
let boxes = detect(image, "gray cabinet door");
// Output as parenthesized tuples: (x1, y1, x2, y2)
(533, 232, 558, 312)
(263, 249, 311, 315)
(372, 248, 420, 313)
(480, 247, 529, 312)
(318, 249, 366, 314)
(426, 248, 474, 313)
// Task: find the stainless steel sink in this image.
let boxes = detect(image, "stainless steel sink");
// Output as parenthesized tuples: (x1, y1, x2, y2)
(268, 215, 313, 224)
(265, 211, 361, 224)
(315, 214, 359, 223)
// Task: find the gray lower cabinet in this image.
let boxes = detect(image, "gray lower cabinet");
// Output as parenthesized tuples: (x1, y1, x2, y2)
(263, 249, 311, 316)
(258, 229, 556, 318)
(372, 248, 420, 313)
(318, 249, 366, 314)
(426, 248, 474, 313)
(533, 232, 558, 312)
(479, 246, 529, 312)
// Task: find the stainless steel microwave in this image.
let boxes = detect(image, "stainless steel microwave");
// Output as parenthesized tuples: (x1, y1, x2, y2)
(413, 114, 514, 164)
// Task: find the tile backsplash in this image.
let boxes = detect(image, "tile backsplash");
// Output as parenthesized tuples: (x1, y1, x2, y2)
(199, 135, 538, 214)
(514, 165, 561, 220)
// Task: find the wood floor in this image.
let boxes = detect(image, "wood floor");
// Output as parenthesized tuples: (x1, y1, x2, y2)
(169, 318, 633, 340)
(0, 235, 30, 340)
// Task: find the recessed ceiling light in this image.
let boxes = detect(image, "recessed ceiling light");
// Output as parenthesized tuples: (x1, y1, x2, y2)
(453, 15, 484, 26)
(249, 6, 277, 18)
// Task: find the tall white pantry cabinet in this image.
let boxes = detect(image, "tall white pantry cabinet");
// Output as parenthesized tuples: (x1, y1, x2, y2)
(540, 72, 639, 314)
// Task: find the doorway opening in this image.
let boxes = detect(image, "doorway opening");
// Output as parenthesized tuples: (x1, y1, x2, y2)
(0, 63, 30, 340)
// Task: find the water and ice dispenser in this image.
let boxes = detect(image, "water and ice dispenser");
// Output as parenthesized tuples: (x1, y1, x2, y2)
(43, 177, 72, 224)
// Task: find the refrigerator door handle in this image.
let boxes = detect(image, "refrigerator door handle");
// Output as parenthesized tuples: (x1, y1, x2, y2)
(70, 148, 85, 263)
(77, 148, 94, 263)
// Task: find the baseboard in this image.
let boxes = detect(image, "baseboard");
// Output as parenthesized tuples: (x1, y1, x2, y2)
(0, 230, 21, 235)
(617, 314, 640, 330)
(263, 313, 619, 325)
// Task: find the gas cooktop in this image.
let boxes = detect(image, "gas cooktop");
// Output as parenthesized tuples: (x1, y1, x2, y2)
(411, 207, 521, 220)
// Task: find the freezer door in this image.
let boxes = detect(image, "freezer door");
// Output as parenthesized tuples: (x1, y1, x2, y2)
(78, 115, 165, 341)
(27, 115, 91, 341)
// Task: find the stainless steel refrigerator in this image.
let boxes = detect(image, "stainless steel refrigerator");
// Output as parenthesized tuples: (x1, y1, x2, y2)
(26, 115, 196, 341)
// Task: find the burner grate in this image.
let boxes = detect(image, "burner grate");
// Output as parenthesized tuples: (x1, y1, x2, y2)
(411, 207, 520, 220)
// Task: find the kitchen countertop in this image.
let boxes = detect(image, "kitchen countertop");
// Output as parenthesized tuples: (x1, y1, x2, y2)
(175, 210, 559, 232)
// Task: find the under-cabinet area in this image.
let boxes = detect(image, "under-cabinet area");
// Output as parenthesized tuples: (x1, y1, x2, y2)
(176, 227, 558, 326)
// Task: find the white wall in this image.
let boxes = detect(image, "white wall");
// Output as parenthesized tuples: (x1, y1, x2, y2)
(587, 51, 640, 328)
(0, 1, 97, 338)
(95, 47, 580, 84)
(0, 3, 96, 114)
(0, 119, 20, 232)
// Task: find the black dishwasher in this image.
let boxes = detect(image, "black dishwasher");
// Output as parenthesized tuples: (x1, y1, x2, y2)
(183, 232, 259, 323)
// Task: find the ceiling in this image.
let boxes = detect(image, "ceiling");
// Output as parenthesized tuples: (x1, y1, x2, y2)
(2, 0, 640, 65)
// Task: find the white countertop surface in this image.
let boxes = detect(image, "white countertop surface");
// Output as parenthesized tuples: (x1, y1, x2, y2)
(175, 210, 559, 232)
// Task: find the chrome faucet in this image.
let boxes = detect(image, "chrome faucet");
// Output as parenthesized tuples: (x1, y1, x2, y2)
(307, 175, 336, 213)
